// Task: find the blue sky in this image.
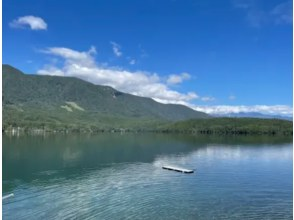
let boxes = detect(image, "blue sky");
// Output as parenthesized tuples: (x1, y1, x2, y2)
(3, 0, 293, 116)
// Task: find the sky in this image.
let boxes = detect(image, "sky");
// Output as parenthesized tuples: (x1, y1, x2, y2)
(3, 0, 293, 116)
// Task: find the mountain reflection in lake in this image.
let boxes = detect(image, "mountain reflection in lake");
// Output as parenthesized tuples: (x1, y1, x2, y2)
(3, 134, 293, 220)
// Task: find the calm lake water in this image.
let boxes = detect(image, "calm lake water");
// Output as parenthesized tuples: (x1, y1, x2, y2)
(3, 134, 293, 220)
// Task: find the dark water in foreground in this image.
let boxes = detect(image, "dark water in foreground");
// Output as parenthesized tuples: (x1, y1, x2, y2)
(3, 134, 293, 219)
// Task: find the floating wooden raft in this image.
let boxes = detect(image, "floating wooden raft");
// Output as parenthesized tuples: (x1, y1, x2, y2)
(162, 166, 194, 174)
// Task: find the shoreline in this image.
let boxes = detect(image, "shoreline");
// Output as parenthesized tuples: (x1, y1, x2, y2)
(3, 127, 293, 136)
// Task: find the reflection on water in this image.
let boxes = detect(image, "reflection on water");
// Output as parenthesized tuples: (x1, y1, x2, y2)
(3, 134, 293, 220)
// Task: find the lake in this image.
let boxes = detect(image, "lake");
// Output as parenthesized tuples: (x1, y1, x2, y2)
(2, 134, 293, 219)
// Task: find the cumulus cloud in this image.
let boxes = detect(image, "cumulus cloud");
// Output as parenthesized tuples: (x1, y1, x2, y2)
(10, 15, 47, 30)
(192, 105, 293, 117)
(167, 72, 191, 85)
(38, 46, 198, 104)
(110, 41, 122, 57)
(37, 46, 292, 117)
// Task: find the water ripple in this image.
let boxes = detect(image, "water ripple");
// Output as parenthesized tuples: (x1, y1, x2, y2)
(3, 144, 292, 220)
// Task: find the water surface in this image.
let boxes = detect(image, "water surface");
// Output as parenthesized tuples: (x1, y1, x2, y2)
(3, 134, 293, 219)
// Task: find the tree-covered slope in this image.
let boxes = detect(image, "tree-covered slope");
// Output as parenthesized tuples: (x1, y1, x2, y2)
(3, 64, 210, 130)
(159, 118, 293, 135)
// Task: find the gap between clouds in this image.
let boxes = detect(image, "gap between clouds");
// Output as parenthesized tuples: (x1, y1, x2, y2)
(37, 46, 293, 117)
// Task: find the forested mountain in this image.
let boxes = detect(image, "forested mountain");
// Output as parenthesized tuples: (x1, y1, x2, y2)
(2, 64, 209, 131)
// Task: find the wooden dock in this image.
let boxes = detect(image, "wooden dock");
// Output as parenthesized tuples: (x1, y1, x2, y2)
(162, 166, 194, 174)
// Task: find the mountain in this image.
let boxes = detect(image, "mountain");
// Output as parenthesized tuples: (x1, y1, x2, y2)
(213, 112, 292, 121)
(2, 64, 210, 131)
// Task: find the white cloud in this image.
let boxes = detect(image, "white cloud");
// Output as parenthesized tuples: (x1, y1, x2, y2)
(37, 46, 293, 117)
(192, 105, 293, 117)
(110, 41, 122, 57)
(38, 65, 65, 76)
(10, 15, 47, 30)
(42, 47, 93, 60)
(40, 46, 97, 67)
(88, 46, 97, 55)
(38, 46, 198, 104)
(201, 96, 215, 102)
(229, 95, 236, 100)
(167, 72, 191, 85)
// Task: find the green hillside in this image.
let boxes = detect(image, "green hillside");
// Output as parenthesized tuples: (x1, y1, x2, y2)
(158, 118, 293, 135)
(2, 64, 210, 132)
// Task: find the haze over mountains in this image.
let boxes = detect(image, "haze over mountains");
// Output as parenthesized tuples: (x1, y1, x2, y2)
(2, 64, 210, 130)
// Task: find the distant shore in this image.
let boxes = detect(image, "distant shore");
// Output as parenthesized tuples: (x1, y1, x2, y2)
(3, 117, 292, 136)
(3, 127, 292, 136)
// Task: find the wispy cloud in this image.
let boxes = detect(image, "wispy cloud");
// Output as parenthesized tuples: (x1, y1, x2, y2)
(233, 0, 292, 27)
(139, 46, 148, 58)
(167, 73, 191, 85)
(232, 0, 255, 9)
(38, 46, 198, 105)
(110, 41, 122, 57)
(229, 95, 236, 100)
(127, 57, 136, 65)
(129, 59, 136, 65)
(201, 96, 215, 102)
(10, 15, 47, 30)
(246, 10, 268, 27)
(270, 1, 293, 24)
(41, 46, 97, 67)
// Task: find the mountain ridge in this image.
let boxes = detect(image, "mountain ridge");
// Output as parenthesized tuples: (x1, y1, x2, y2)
(2, 64, 210, 131)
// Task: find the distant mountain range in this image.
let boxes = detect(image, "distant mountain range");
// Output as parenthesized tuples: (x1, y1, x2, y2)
(2, 64, 210, 131)
(213, 112, 292, 121)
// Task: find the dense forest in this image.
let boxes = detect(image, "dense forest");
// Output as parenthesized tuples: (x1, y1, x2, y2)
(157, 118, 293, 136)
(3, 117, 293, 136)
